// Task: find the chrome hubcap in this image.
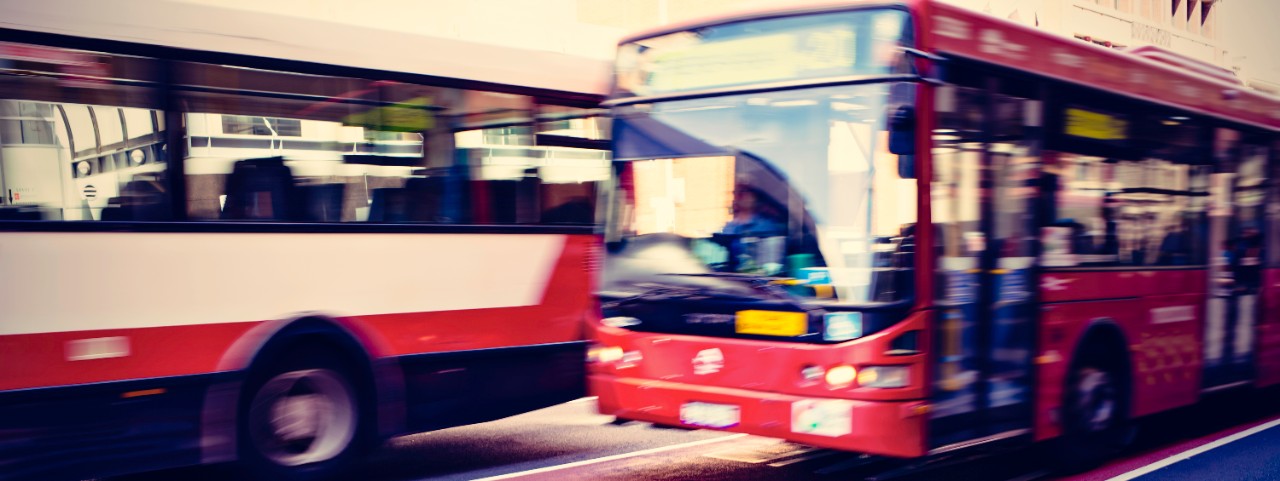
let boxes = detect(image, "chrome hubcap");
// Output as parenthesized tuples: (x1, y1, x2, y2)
(1076, 368, 1115, 432)
(250, 369, 356, 466)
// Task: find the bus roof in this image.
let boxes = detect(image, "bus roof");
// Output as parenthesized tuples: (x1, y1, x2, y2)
(615, 0, 1280, 131)
(927, 0, 1280, 131)
(0, 0, 611, 98)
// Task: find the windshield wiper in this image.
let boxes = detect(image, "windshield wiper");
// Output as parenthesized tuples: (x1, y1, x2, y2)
(601, 282, 755, 309)
(658, 273, 814, 307)
(658, 272, 778, 279)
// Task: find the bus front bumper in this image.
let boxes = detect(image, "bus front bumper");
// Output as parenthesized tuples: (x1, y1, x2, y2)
(589, 374, 927, 458)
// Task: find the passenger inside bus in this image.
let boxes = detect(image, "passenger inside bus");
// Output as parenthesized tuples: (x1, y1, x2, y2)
(721, 185, 784, 237)
(1157, 223, 1194, 265)
(1227, 227, 1264, 293)
(715, 184, 786, 273)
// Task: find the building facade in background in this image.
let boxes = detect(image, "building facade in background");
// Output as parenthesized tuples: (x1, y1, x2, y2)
(938, 0, 1277, 93)
(172, 0, 1278, 94)
(940, 0, 1223, 64)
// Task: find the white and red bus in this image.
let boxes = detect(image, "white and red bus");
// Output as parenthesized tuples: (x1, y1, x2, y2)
(589, 0, 1280, 468)
(0, 2, 609, 480)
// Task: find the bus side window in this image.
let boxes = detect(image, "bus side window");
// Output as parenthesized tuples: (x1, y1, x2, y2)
(1047, 111, 1208, 268)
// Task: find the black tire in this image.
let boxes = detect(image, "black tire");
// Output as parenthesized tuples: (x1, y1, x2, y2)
(1052, 355, 1134, 473)
(237, 344, 373, 481)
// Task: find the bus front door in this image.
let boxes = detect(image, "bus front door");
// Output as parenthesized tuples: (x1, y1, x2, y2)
(928, 83, 1039, 451)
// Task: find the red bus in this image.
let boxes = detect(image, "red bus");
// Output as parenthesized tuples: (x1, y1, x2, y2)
(589, 0, 1280, 468)
(0, 3, 609, 480)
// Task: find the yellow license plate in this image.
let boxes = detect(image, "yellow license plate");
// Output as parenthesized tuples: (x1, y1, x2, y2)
(735, 310, 808, 336)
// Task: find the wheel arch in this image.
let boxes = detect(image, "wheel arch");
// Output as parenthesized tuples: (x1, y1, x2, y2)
(1067, 318, 1134, 416)
(200, 314, 406, 464)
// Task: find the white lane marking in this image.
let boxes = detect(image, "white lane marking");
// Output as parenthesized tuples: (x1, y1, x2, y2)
(1106, 417, 1280, 481)
(471, 433, 749, 481)
(567, 396, 600, 404)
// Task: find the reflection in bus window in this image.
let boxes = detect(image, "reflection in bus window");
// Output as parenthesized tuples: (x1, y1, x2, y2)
(179, 63, 608, 224)
(222, 115, 302, 136)
(0, 42, 609, 226)
(0, 100, 169, 221)
(0, 44, 169, 222)
(1049, 153, 1208, 267)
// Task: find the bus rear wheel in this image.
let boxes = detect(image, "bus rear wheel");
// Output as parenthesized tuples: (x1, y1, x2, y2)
(1054, 358, 1132, 472)
(238, 346, 370, 481)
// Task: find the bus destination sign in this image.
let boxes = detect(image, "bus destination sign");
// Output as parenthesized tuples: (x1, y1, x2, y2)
(1064, 107, 1128, 141)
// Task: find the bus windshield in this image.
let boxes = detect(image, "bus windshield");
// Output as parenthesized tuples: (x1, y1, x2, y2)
(604, 82, 918, 305)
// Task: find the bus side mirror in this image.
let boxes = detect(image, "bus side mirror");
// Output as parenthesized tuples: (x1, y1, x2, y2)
(900, 48, 948, 85)
(897, 154, 916, 180)
(888, 105, 916, 178)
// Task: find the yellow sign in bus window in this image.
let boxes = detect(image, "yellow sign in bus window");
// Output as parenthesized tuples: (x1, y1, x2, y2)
(735, 310, 809, 336)
(1065, 107, 1127, 141)
(344, 96, 435, 133)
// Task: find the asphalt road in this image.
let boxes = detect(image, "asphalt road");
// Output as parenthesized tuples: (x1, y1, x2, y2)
(114, 387, 1280, 481)
(1126, 421, 1280, 481)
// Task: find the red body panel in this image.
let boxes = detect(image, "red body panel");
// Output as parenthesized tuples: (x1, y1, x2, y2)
(591, 375, 927, 456)
(0, 323, 257, 392)
(1033, 269, 1206, 440)
(591, 311, 933, 457)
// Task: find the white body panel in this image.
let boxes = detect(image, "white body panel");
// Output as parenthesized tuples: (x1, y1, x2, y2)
(0, 231, 565, 335)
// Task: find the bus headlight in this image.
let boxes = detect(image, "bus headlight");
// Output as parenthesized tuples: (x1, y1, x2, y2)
(587, 345, 624, 364)
(823, 312, 863, 342)
(857, 366, 910, 388)
(602, 316, 642, 328)
(825, 365, 857, 388)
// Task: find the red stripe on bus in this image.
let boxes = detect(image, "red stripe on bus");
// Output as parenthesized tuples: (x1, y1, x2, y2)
(0, 304, 591, 392)
(0, 322, 258, 391)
